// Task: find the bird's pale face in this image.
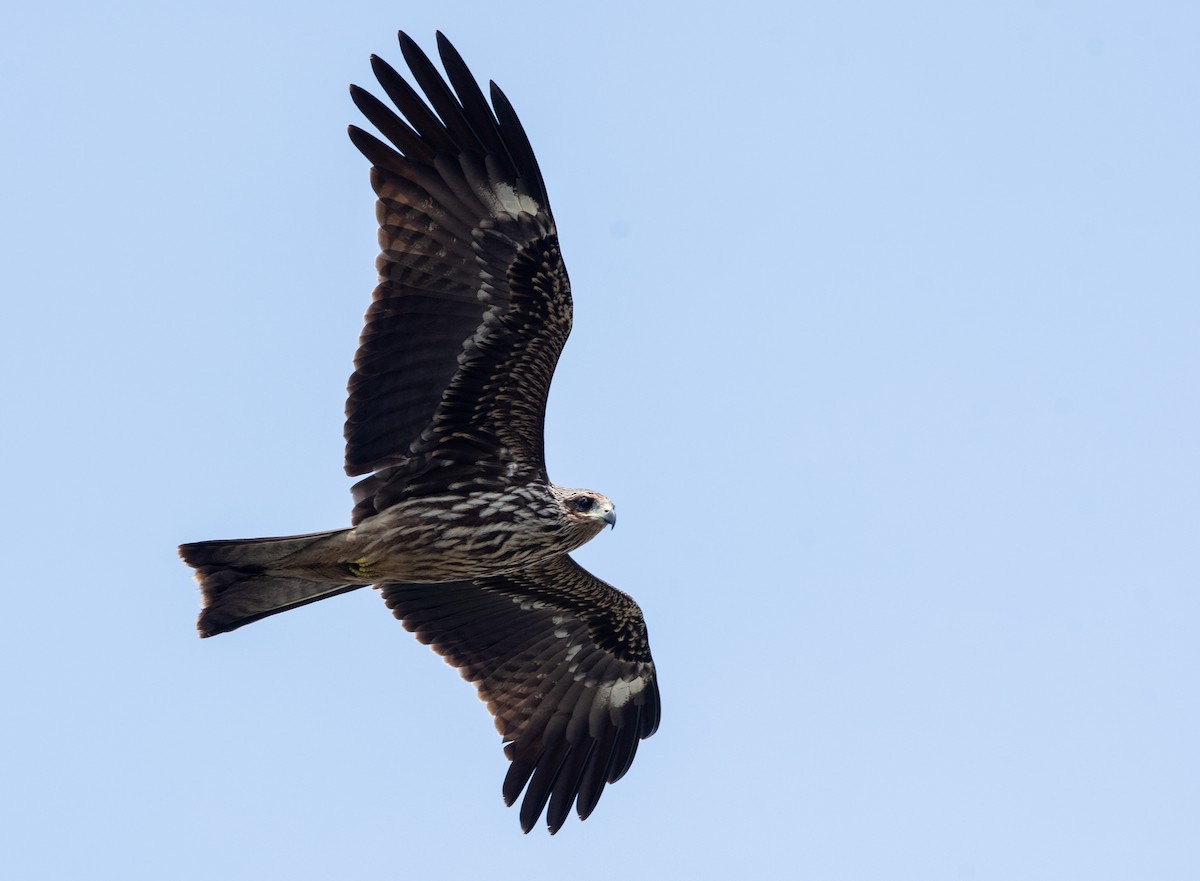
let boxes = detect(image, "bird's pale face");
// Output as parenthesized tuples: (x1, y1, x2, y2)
(557, 488, 617, 535)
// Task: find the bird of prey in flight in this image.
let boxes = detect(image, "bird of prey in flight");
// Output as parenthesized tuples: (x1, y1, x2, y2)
(179, 31, 660, 835)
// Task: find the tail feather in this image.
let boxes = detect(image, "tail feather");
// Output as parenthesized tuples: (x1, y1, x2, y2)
(179, 530, 344, 569)
(179, 530, 366, 637)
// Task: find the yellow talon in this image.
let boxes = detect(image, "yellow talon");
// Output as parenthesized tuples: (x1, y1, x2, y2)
(348, 559, 373, 579)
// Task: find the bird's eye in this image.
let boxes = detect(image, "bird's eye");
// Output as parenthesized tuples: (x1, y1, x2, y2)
(576, 497, 595, 511)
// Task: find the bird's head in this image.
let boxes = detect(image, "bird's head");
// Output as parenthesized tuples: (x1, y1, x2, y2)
(555, 487, 617, 537)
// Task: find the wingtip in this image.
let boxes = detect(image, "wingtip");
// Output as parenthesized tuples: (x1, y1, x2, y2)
(435, 31, 460, 62)
(398, 30, 419, 57)
(368, 53, 395, 78)
(515, 799, 535, 834)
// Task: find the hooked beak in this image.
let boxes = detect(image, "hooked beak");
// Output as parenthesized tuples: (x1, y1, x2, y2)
(603, 508, 617, 529)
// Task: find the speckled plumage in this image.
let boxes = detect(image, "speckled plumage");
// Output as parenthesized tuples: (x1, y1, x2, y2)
(178, 31, 659, 835)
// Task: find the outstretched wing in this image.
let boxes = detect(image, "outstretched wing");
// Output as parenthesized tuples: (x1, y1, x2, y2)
(347, 32, 572, 523)
(380, 556, 660, 834)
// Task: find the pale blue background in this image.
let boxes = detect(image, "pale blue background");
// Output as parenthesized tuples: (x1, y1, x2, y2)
(3, 1, 1198, 878)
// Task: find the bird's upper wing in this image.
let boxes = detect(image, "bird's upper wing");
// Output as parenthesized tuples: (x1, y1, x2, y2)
(380, 555, 660, 834)
(346, 32, 572, 523)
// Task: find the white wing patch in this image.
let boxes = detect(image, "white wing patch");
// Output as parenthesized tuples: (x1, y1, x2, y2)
(602, 676, 648, 710)
(479, 182, 541, 218)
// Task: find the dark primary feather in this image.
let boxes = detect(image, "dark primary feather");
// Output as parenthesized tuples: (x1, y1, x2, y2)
(345, 30, 571, 523)
(382, 556, 660, 834)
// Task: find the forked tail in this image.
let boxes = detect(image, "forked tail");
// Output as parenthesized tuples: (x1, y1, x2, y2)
(178, 530, 366, 637)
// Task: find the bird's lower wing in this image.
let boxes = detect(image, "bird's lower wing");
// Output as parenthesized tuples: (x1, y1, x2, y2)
(380, 554, 659, 834)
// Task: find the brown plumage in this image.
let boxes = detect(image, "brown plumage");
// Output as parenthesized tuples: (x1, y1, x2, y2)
(178, 31, 659, 834)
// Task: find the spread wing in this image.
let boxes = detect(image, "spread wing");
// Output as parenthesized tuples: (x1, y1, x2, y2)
(380, 556, 660, 834)
(346, 32, 572, 523)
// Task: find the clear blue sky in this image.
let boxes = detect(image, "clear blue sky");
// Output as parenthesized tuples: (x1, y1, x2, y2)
(3, 1, 1198, 878)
